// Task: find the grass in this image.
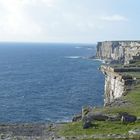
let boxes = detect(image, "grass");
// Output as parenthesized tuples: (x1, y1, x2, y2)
(95, 84, 140, 116)
(120, 72, 140, 79)
(58, 83, 140, 138)
(59, 121, 140, 137)
(58, 66, 140, 139)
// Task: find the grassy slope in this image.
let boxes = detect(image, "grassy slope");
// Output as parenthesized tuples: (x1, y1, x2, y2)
(58, 71, 140, 138)
(59, 121, 140, 136)
(100, 83, 140, 116)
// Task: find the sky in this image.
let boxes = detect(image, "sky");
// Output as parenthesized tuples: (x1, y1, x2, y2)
(0, 0, 139, 43)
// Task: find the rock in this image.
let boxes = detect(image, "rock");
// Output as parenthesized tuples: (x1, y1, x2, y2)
(83, 112, 109, 122)
(136, 117, 140, 122)
(96, 41, 140, 65)
(129, 129, 140, 135)
(107, 115, 120, 121)
(82, 106, 92, 119)
(72, 114, 82, 122)
(118, 112, 129, 118)
(93, 134, 128, 139)
(107, 98, 131, 107)
(121, 113, 137, 123)
(83, 120, 92, 129)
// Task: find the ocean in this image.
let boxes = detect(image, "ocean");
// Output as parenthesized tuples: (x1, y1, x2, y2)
(0, 43, 104, 123)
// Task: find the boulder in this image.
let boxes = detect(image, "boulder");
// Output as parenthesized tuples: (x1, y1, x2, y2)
(90, 113, 109, 121)
(129, 129, 140, 135)
(72, 114, 82, 122)
(83, 112, 109, 122)
(83, 120, 92, 129)
(107, 115, 120, 121)
(117, 112, 129, 119)
(121, 113, 137, 123)
(82, 106, 92, 119)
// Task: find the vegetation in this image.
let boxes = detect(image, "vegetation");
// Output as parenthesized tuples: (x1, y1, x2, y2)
(120, 72, 140, 79)
(58, 70, 140, 139)
(59, 121, 140, 137)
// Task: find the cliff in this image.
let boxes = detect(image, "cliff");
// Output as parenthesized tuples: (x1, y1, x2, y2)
(96, 41, 140, 64)
(58, 41, 140, 140)
(100, 65, 138, 106)
(97, 41, 140, 105)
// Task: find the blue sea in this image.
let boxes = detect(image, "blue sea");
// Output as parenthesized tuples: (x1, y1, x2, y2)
(0, 43, 104, 123)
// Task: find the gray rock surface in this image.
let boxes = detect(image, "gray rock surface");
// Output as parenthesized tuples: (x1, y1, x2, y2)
(129, 128, 140, 135)
(72, 114, 82, 122)
(83, 112, 109, 122)
(0, 123, 62, 140)
(121, 114, 137, 123)
(100, 65, 136, 105)
(82, 120, 93, 129)
(96, 41, 140, 64)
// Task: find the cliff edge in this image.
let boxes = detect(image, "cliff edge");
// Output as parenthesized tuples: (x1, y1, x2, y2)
(59, 41, 140, 140)
(96, 41, 140, 64)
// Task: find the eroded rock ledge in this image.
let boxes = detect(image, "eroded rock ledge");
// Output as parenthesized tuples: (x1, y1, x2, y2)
(100, 65, 138, 106)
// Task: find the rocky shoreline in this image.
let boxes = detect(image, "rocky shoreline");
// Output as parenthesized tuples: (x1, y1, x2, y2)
(0, 123, 65, 140)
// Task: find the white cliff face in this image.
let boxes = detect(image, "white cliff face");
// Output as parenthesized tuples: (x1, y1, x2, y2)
(96, 41, 140, 64)
(97, 41, 140, 105)
(124, 45, 140, 64)
(100, 65, 134, 106)
(104, 72, 125, 105)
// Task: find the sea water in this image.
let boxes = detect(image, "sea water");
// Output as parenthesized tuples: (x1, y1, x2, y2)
(0, 43, 104, 122)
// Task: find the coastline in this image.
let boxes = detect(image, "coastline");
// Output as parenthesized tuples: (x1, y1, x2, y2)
(0, 41, 140, 140)
(57, 41, 140, 140)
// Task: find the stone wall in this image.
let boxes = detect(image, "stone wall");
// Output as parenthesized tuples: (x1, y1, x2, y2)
(96, 41, 140, 64)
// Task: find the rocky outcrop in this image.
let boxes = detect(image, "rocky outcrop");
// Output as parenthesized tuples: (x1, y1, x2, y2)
(96, 41, 140, 64)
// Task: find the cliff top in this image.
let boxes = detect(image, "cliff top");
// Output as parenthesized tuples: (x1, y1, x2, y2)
(59, 53, 140, 139)
(98, 40, 140, 43)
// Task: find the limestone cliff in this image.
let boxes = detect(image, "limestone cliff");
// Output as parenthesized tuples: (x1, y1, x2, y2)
(96, 41, 140, 64)
(100, 65, 137, 106)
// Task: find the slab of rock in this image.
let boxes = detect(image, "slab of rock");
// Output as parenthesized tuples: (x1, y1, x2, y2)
(129, 129, 140, 135)
(107, 115, 120, 121)
(83, 112, 109, 122)
(121, 113, 137, 123)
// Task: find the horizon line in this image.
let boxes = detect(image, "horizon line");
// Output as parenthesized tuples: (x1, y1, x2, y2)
(0, 41, 96, 45)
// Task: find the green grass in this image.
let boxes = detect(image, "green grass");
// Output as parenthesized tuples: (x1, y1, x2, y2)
(59, 121, 140, 137)
(120, 72, 140, 79)
(124, 84, 140, 116)
(58, 84, 140, 138)
(100, 84, 140, 116)
(58, 68, 140, 139)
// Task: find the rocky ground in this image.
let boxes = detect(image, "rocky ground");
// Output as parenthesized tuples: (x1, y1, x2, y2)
(0, 123, 63, 140)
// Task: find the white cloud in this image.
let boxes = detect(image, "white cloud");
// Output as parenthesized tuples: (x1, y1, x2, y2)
(100, 15, 128, 22)
(0, 0, 44, 41)
(0, 0, 130, 43)
(22, 0, 56, 7)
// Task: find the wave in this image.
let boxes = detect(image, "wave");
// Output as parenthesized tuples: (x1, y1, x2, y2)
(65, 56, 81, 59)
(55, 117, 72, 123)
(87, 48, 93, 50)
(75, 46, 82, 49)
(93, 59, 105, 63)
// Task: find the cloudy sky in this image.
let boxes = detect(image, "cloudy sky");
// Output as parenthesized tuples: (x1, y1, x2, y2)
(0, 0, 139, 43)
